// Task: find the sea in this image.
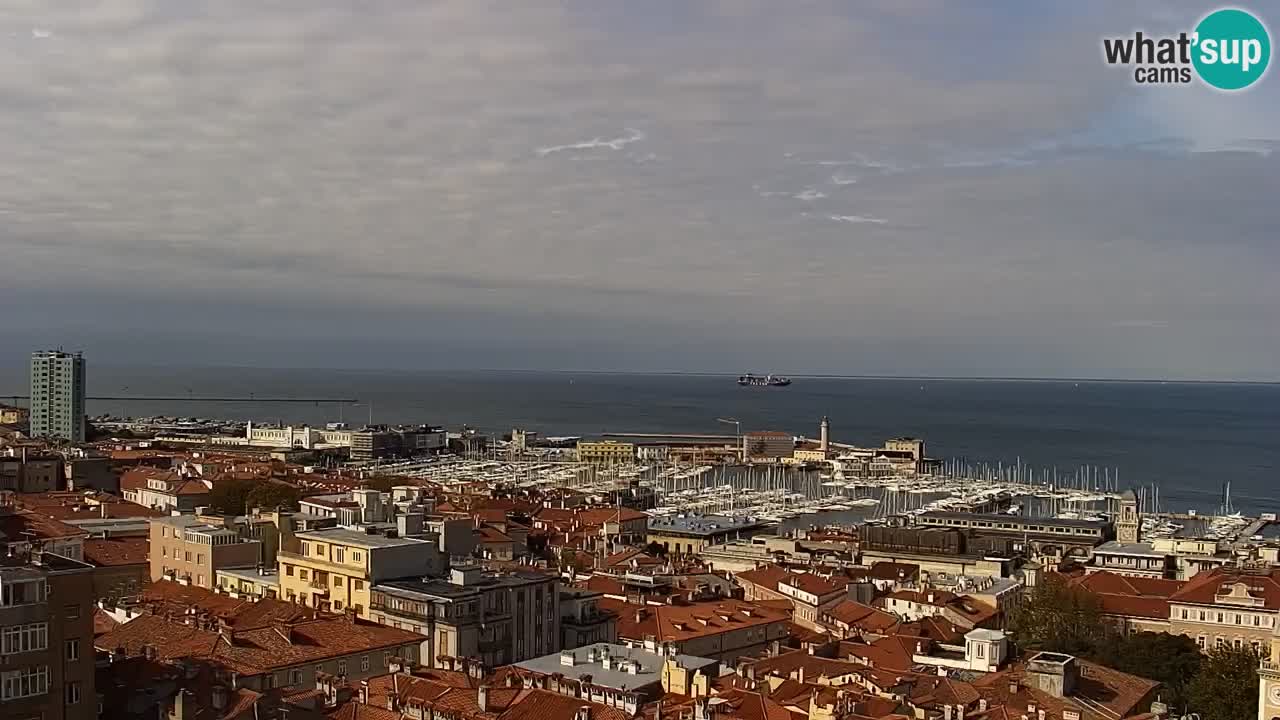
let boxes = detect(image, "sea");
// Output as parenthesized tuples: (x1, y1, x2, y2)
(1, 365, 1277, 515)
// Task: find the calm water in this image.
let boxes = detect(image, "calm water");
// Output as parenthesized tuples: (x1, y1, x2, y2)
(2, 366, 1276, 514)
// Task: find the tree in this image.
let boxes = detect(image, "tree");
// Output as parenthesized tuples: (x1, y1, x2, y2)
(1010, 574, 1104, 654)
(206, 477, 254, 515)
(1091, 632, 1202, 707)
(1186, 645, 1259, 720)
(246, 482, 300, 512)
(207, 478, 300, 515)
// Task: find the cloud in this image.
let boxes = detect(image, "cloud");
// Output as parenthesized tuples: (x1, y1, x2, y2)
(828, 214, 888, 225)
(0, 1, 1277, 378)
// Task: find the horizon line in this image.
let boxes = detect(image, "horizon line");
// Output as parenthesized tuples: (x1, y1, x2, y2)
(0, 361, 1278, 387)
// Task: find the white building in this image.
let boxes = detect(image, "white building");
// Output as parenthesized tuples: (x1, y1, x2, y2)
(29, 350, 86, 443)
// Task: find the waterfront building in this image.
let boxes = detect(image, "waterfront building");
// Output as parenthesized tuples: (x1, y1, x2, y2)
(646, 514, 771, 556)
(28, 350, 86, 443)
(575, 440, 636, 466)
(741, 430, 793, 460)
(350, 425, 447, 460)
(369, 565, 561, 669)
(278, 526, 443, 616)
(0, 549, 97, 720)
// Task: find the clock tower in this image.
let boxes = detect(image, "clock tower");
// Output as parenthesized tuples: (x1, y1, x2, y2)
(1257, 615, 1280, 719)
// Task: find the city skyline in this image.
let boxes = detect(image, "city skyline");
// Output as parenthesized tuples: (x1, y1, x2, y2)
(2, 1, 1279, 380)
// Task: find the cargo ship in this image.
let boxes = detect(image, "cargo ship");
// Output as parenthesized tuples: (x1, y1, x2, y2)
(738, 373, 791, 387)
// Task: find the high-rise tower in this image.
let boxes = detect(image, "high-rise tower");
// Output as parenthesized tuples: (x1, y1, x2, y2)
(29, 350, 86, 443)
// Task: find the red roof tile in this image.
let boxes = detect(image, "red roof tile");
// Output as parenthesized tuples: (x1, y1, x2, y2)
(84, 537, 150, 566)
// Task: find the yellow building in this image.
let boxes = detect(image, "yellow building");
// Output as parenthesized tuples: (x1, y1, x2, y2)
(576, 440, 636, 466)
(278, 527, 441, 617)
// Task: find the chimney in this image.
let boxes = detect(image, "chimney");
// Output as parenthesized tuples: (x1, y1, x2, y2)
(979, 699, 988, 712)
(944, 705, 954, 720)
(478, 686, 490, 712)
(1009, 681, 1019, 695)
(359, 680, 369, 705)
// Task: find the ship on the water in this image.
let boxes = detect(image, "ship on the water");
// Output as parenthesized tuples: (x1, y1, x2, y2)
(738, 373, 791, 387)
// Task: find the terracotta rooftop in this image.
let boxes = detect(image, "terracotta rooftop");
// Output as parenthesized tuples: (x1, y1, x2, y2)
(138, 579, 333, 628)
(604, 597, 790, 643)
(0, 508, 88, 542)
(95, 612, 425, 677)
(1069, 571, 1184, 620)
(84, 536, 150, 566)
(1170, 567, 1280, 610)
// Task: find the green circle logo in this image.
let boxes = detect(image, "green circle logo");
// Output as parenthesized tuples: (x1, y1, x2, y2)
(1193, 8, 1271, 90)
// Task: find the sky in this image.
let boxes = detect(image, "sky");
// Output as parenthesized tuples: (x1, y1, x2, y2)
(1, 1, 1278, 380)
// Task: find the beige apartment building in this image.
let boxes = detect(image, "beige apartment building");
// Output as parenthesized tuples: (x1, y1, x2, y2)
(369, 566, 561, 669)
(576, 440, 636, 466)
(150, 516, 262, 589)
(1167, 567, 1280, 653)
(0, 551, 97, 720)
(278, 527, 442, 616)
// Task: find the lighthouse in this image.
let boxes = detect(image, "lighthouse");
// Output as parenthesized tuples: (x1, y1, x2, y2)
(819, 416, 830, 452)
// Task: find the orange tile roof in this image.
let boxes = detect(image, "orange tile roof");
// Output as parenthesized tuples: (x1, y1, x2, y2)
(1068, 571, 1183, 620)
(823, 600, 899, 632)
(0, 508, 88, 542)
(95, 612, 424, 677)
(139, 580, 330, 629)
(1170, 567, 1280, 610)
(498, 688, 631, 720)
(604, 597, 791, 643)
(84, 537, 150, 566)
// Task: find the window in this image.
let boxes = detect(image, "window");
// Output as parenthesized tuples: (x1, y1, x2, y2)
(1234, 638, 1244, 649)
(162, 547, 169, 558)
(1180, 608, 1188, 619)
(355, 580, 364, 591)
(383, 651, 392, 666)
(1197, 635, 1206, 649)
(334, 601, 343, 610)
(302, 543, 309, 555)
(353, 552, 362, 562)
(337, 660, 347, 675)
(197, 554, 205, 564)
(290, 669, 303, 685)
(300, 569, 309, 581)
(198, 574, 206, 586)
(66, 681, 81, 705)
(361, 655, 370, 672)
(285, 565, 294, 576)
(354, 604, 364, 615)
(65, 639, 80, 661)
(315, 664, 324, 676)
(336, 548, 345, 563)
(2, 624, 49, 654)
(1217, 612, 1224, 623)
(1216, 636, 1226, 648)
(1, 666, 50, 700)
(1199, 610, 1206, 622)
(65, 604, 81, 620)
(334, 575, 342, 588)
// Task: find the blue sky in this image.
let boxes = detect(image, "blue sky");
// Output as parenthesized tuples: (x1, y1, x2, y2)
(0, 1, 1277, 379)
